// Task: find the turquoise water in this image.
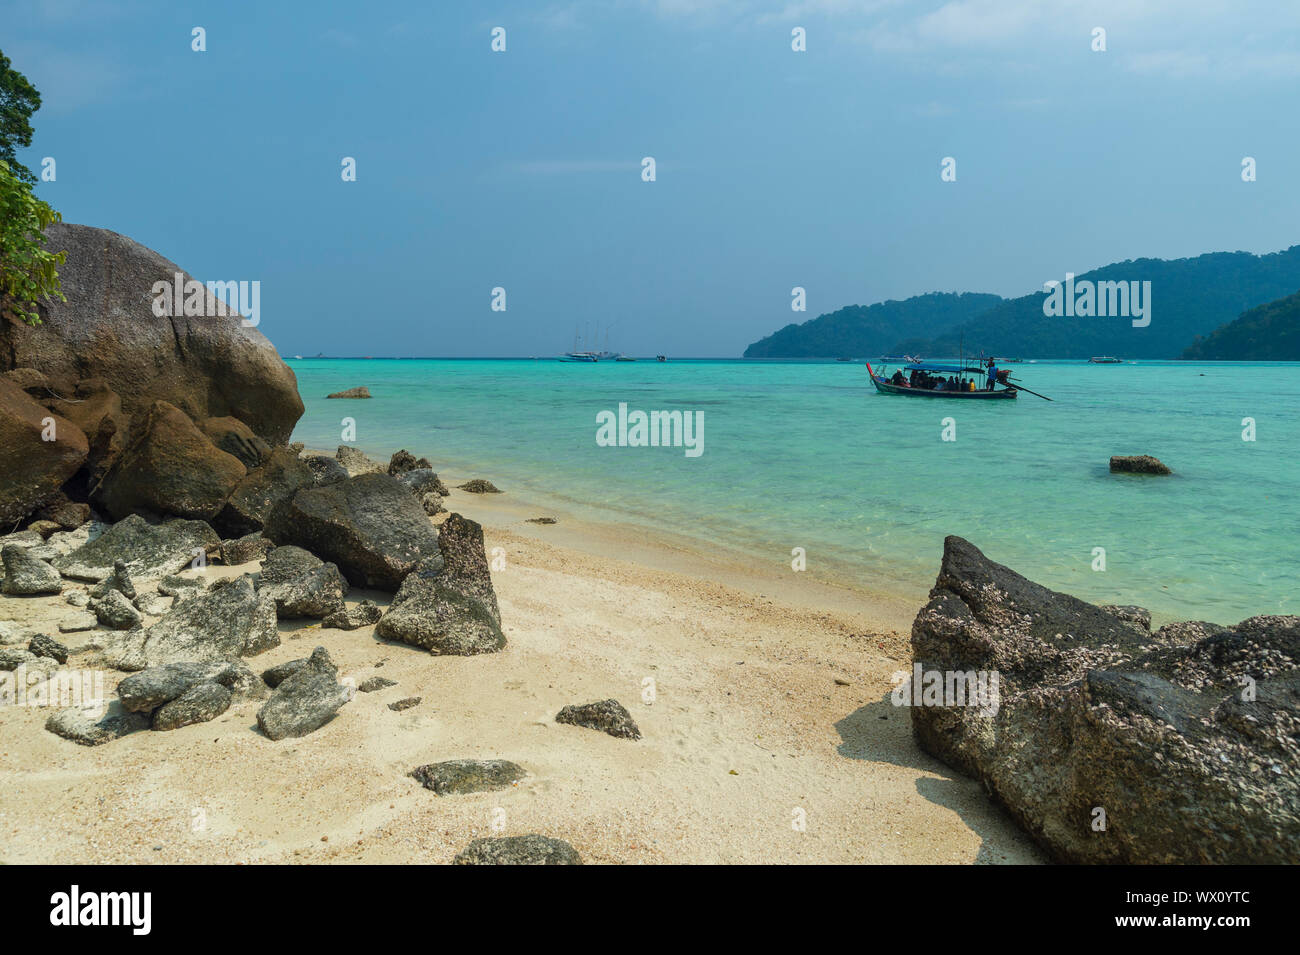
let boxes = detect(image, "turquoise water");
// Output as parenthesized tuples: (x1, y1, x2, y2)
(287, 358, 1299, 625)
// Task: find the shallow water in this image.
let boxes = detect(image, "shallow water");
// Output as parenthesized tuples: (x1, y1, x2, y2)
(288, 358, 1299, 624)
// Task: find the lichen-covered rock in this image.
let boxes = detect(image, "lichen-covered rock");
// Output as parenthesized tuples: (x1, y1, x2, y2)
(90, 589, 143, 630)
(302, 453, 348, 487)
(215, 447, 315, 538)
(117, 659, 265, 712)
(335, 445, 384, 476)
(357, 676, 396, 692)
(256, 646, 351, 740)
(322, 599, 383, 631)
(1, 544, 64, 595)
(910, 535, 1300, 864)
(104, 576, 278, 670)
(45, 700, 149, 746)
(53, 514, 219, 582)
(388, 696, 420, 711)
(457, 479, 501, 494)
(265, 474, 439, 591)
(452, 834, 581, 865)
(157, 573, 207, 600)
(151, 681, 232, 731)
(387, 449, 432, 475)
(555, 699, 641, 740)
(411, 759, 526, 796)
(326, 387, 371, 399)
(422, 492, 446, 516)
(28, 634, 69, 665)
(395, 468, 446, 497)
(375, 560, 503, 655)
(1100, 604, 1152, 631)
(261, 658, 308, 689)
(435, 513, 500, 624)
(90, 559, 136, 601)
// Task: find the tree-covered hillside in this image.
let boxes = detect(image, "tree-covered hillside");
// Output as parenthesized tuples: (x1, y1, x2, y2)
(1182, 289, 1300, 360)
(742, 291, 1004, 358)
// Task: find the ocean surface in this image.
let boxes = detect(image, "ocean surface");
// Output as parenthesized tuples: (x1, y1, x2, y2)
(287, 358, 1299, 625)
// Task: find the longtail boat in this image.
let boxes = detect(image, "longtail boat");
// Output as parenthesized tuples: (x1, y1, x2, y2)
(865, 360, 1018, 399)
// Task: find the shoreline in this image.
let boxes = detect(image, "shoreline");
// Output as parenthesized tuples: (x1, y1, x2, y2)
(0, 446, 1048, 864)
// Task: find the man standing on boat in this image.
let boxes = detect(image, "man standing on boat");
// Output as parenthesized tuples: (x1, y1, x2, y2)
(985, 358, 998, 392)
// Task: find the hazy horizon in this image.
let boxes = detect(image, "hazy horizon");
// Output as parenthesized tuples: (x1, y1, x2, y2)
(8, 0, 1300, 357)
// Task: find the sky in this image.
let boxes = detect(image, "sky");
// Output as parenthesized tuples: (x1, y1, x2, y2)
(5, 0, 1300, 356)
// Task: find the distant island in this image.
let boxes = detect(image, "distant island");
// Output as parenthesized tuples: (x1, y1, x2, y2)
(1182, 289, 1300, 360)
(743, 292, 1003, 359)
(745, 246, 1300, 359)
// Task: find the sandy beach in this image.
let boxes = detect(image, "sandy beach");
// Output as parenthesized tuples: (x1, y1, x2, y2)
(0, 466, 1045, 865)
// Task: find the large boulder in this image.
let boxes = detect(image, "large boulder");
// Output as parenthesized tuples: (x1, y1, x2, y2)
(909, 536, 1300, 864)
(53, 514, 219, 581)
(0, 376, 89, 525)
(1, 544, 64, 595)
(42, 377, 128, 487)
(265, 473, 439, 591)
(198, 416, 271, 470)
(1, 223, 304, 445)
(256, 545, 348, 619)
(215, 447, 315, 537)
(118, 660, 265, 712)
(103, 576, 278, 670)
(93, 400, 246, 521)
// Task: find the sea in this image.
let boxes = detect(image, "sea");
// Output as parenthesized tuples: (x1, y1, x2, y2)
(286, 358, 1299, 626)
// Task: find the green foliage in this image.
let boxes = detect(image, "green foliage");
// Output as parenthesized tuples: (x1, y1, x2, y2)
(1181, 289, 1300, 360)
(743, 292, 1005, 358)
(0, 159, 65, 326)
(0, 50, 42, 185)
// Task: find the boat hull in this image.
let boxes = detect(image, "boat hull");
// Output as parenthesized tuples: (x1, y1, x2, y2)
(869, 376, 1017, 399)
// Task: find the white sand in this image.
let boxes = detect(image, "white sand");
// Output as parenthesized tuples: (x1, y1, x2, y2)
(0, 473, 1045, 864)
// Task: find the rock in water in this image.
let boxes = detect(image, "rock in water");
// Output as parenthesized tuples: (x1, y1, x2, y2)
(93, 400, 247, 521)
(1, 544, 64, 594)
(151, 681, 232, 731)
(2, 222, 303, 445)
(411, 759, 526, 795)
(458, 479, 501, 493)
(453, 835, 581, 865)
(104, 576, 278, 670)
(256, 646, 351, 740)
(0, 377, 89, 526)
(322, 599, 383, 631)
(45, 701, 150, 746)
(1110, 454, 1172, 475)
(265, 474, 439, 591)
(53, 514, 219, 582)
(910, 535, 1300, 864)
(555, 699, 642, 739)
(326, 387, 371, 399)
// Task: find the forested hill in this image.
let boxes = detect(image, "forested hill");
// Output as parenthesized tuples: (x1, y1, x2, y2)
(742, 292, 1004, 358)
(916, 248, 1300, 359)
(1182, 289, 1300, 360)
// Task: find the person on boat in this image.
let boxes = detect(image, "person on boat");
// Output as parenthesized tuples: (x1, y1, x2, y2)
(985, 359, 998, 391)
(890, 369, 906, 386)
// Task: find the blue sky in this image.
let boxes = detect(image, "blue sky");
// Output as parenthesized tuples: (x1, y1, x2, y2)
(6, 0, 1300, 356)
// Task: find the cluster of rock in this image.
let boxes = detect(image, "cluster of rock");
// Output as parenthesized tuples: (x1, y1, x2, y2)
(909, 536, 1299, 864)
